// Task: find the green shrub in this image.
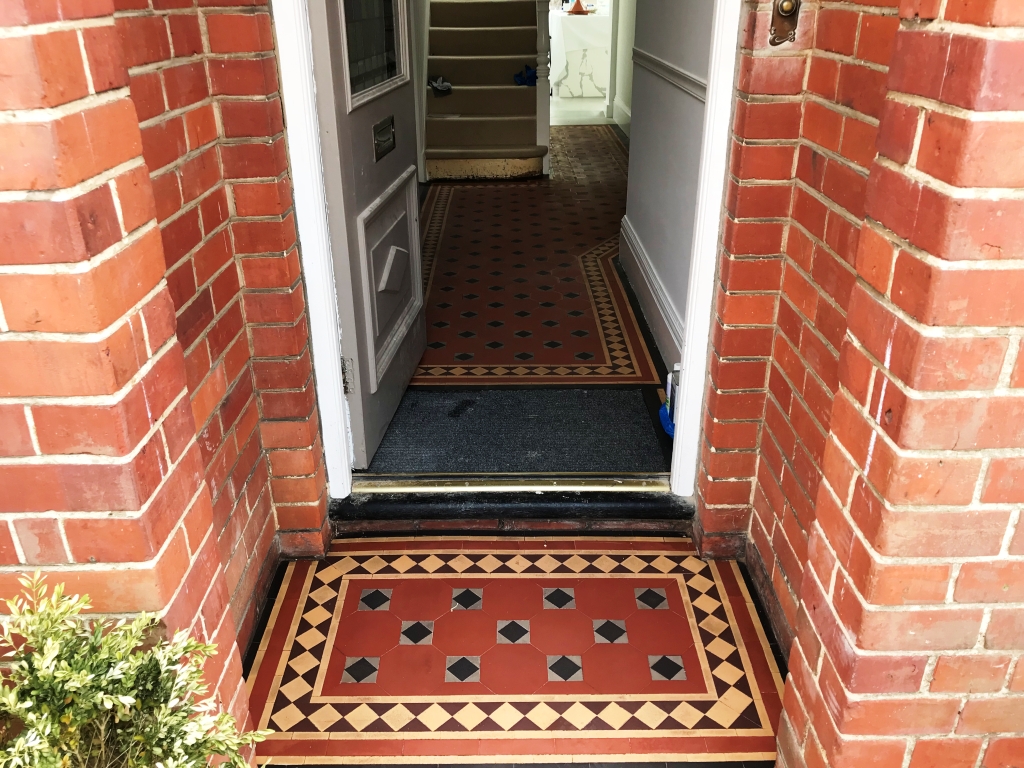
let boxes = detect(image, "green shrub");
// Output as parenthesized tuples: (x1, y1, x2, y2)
(0, 574, 269, 768)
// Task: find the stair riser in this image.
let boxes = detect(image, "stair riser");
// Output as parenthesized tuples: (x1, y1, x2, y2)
(428, 56, 533, 85)
(430, 1, 536, 27)
(427, 87, 536, 116)
(426, 118, 536, 148)
(430, 27, 536, 56)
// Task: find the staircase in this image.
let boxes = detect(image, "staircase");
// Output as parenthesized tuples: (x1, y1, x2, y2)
(426, 0, 547, 179)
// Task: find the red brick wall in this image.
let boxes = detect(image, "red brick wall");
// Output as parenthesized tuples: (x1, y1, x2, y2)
(0, 0, 329, 730)
(111, 0, 330, 643)
(698, 1, 1024, 766)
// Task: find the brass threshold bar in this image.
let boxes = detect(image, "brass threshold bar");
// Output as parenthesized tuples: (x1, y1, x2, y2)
(350, 473, 672, 494)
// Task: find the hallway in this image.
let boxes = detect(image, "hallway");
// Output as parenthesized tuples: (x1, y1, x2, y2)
(247, 536, 784, 764)
(363, 126, 671, 475)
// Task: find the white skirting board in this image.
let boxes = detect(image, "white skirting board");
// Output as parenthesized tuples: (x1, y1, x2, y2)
(618, 215, 685, 369)
(613, 97, 632, 135)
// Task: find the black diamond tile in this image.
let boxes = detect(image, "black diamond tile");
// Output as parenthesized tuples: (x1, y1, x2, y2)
(571, 330, 589, 337)
(543, 341, 562, 348)
(594, 619, 627, 644)
(650, 655, 686, 681)
(400, 621, 433, 645)
(565, 292, 580, 298)
(488, 302, 504, 308)
(575, 352, 595, 360)
(540, 302, 556, 308)
(543, 587, 575, 609)
(497, 620, 530, 644)
(436, 302, 452, 309)
(432, 321, 449, 328)
(485, 341, 503, 349)
(427, 342, 445, 349)
(487, 320, 504, 328)
(452, 587, 482, 610)
(568, 310, 584, 317)
(514, 330, 532, 338)
(358, 588, 391, 611)
(342, 656, 378, 683)
(460, 311, 477, 318)
(548, 655, 583, 682)
(636, 587, 668, 609)
(445, 656, 480, 682)
(454, 353, 474, 361)
(514, 310, 531, 317)
(541, 320, 559, 327)
(514, 352, 534, 360)
(463, 293, 479, 299)
(458, 331, 476, 338)
(514, 293, 529, 299)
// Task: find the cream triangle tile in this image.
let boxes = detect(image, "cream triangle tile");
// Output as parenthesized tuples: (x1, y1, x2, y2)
(713, 660, 744, 686)
(307, 704, 342, 731)
(525, 702, 560, 729)
(417, 703, 452, 731)
(719, 686, 754, 715)
(693, 594, 722, 614)
(622, 555, 647, 573)
(561, 702, 596, 730)
(596, 702, 632, 729)
(279, 676, 312, 701)
(302, 605, 331, 627)
(489, 702, 525, 730)
(699, 614, 729, 636)
(634, 702, 669, 729)
(706, 637, 736, 659)
(381, 704, 416, 731)
(453, 703, 488, 730)
(651, 555, 676, 574)
(564, 554, 589, 573)
(317, 557, 357, 583)
(390, 555, 416, 573)
(270, 703, 305, 731)
(419, 554, 445, 573)
(345, 703, 380, 732)
(535, 554, 560, 573)
(668, 702, 703, 729)
(287, 651, 319, 676)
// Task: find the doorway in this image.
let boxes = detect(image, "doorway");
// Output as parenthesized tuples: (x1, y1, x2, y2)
(275, 0, 743, 498)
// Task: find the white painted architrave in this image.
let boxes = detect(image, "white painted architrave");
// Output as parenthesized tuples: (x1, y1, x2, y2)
(270, 0, 353, 498)
(670, 0, 744, 498)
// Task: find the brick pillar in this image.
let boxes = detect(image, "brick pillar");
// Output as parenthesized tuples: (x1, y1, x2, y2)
(0, 0, 250, 727)
(694, 1, 811, 559)
(778, 3, 1024, 767)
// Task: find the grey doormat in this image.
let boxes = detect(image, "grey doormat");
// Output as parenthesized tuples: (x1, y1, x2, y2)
(366, 388, 670, 474)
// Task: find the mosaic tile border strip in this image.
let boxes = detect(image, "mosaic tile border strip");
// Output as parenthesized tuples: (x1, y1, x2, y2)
(249, 543, 784, 764)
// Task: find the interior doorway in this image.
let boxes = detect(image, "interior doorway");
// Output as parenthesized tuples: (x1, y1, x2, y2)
(278, 0, 743, 498)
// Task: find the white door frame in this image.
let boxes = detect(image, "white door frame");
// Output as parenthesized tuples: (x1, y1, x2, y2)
(270, 0, 742, 501)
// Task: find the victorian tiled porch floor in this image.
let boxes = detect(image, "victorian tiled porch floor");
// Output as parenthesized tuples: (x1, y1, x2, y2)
(247, 537, 784, 764)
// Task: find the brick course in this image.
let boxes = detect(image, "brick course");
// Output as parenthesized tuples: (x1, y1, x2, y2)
(0, 0, 328, 732)
(696, 3, 1024, 768)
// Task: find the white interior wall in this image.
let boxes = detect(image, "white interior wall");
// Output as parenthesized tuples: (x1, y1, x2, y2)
(618, 0, 715, 367)
(613, 0, 635, 133)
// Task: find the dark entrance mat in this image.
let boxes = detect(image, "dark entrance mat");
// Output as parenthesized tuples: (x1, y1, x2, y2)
(365, 388, 670, 474)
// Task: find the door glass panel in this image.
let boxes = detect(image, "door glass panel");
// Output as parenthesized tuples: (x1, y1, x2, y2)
(345, 0, 399, 95)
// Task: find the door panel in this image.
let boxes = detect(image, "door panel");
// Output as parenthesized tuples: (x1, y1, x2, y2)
(312, 0, 426, 469)
(356, 166, 422, 393)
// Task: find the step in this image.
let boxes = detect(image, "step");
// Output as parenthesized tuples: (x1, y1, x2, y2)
(426, 115, 536, 148)
(427, 85, 536, 116)
(430, 26, 536, 56)
(425, 145, 548, 159)
(428, 55, 535, 86)
(430, 0, 536, 28)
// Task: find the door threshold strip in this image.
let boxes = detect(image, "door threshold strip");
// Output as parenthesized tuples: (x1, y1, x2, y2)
(350, 472, 671, 494)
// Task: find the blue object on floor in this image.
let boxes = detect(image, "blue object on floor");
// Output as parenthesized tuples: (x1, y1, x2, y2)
(659, 402, 675, 438)
(514, 65, 537, 86)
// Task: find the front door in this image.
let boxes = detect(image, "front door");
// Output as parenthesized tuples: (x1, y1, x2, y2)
(311, 0, 426, 468)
